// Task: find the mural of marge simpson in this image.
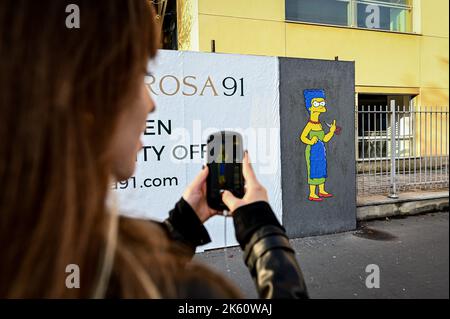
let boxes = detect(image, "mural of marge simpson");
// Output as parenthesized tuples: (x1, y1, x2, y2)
(300, 89, 340, 202)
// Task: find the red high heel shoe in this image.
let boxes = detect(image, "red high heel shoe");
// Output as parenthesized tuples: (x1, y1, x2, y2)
(318, 193, 333, 198)
(308, 196, 323, 202)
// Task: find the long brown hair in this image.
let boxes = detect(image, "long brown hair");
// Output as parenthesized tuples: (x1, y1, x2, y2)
(0, 0, 240, 298)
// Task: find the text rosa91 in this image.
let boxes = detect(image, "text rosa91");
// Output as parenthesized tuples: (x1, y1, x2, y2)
(146, 74, 245, 97)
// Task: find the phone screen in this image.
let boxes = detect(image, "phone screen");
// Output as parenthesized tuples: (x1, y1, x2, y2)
(206, 131, 244, 211)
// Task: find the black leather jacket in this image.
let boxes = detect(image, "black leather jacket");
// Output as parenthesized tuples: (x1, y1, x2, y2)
(160, 198, 309, 299)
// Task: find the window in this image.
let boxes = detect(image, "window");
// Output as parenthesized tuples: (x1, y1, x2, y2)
(357, 94, 414, 160)
(356, 0, 412, 32)
(286, 0, 350, 26)
(286, 0, 413, 33)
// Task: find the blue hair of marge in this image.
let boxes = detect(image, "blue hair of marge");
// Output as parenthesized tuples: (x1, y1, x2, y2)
(303, 89, 326, 114)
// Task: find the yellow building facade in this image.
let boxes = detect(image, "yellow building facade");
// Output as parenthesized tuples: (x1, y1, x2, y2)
(177, 0, 449, 107)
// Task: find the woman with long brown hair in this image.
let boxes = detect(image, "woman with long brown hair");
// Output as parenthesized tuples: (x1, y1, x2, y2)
(0, 0, 308, 298)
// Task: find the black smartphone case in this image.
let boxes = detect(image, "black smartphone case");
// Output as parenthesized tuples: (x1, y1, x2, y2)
(206, 131, 245, 211)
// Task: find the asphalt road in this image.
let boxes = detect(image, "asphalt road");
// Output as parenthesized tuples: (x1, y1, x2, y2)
(194, 212, 449, 299)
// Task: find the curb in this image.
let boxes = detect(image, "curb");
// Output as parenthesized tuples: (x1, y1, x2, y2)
(356, 192, 449, 221)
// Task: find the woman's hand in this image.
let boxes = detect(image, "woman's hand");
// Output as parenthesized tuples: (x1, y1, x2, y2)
(329, 120, 337, 133)
(221, 152, 269, 214)
(183, 166, 220, 223)
(310, 136, 319, 144)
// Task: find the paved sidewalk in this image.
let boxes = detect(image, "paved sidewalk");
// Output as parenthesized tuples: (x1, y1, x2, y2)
(194, 211, 449, 299)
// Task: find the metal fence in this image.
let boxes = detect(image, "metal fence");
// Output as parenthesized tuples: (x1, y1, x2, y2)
(356, 101, 449, 197)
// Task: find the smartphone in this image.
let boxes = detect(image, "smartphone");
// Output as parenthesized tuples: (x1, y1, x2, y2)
(206, 131, 245, 211)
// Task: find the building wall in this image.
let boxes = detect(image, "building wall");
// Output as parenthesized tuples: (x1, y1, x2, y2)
(179, 0, 449, 106)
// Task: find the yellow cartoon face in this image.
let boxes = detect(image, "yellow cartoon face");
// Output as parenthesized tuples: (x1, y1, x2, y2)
(310, 98, 327, 113)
